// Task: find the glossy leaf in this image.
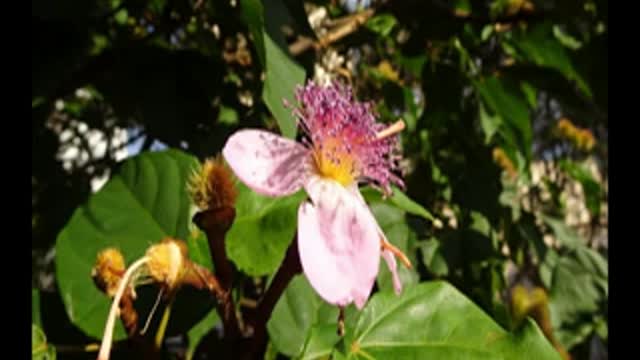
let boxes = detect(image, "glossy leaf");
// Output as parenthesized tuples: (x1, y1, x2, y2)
(226, 182, 304, 276)
(343, 282, 561, 359)
(268, 275, 339, 357)
(241, 0, 305, 139)
(298, 324, 342, 360)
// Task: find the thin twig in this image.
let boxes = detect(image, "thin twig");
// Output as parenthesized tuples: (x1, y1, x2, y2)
(289, 9, 375, 56)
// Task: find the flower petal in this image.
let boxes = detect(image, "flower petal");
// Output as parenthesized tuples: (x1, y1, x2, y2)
(347, 184, 404, 295)
(298, 177, 381, 309)
(222, 129, 309, 197)
(381, 249, 402, 295)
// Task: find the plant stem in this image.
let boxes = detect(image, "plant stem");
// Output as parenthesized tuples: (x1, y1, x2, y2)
(193, 207, 241, 339)
(242, 237, 302, 359)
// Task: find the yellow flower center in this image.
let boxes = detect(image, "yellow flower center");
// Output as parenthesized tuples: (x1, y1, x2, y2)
(312, 137, 358, 186)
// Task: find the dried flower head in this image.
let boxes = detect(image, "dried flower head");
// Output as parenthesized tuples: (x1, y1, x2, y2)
(92, 248, 126, 297)
(145, 239, 187, 291)
(188, 155, 238, 211)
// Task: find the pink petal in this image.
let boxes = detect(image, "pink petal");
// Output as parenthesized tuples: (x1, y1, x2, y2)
(222, 129, 309, 197)
(381, 249, 402, 295)
(347, 184, 404, 295)
(298, 177, 381, 309)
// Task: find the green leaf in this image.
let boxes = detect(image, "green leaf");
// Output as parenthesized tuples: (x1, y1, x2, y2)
(298, 324, 342, 360)
(542, 216, 583, 249)
(481, 25, 494, 42)
(368, 202, 419, 292)
(520, 81, 537, 109)
(33, 288, 42, 328)
(114, 8, 128, 25)
(499, 175, 521, 221)
(510, 23, 591, 97)
(361, 186, 435, 222)
(365, 14, 397, 37)
(474, 76, 532, 162)
(262, 35, 306, 139)
(552, 25, 583, 50)
(186, 309, 220, 360)
(32, 324, 56, 360)
(418, 238, 449, 276)
(453, 0, 471, 17)
(343, 282, 561, 359)
(479, 102, 502, 145)
(559, 160, 602, 217)
(548, 245, 608, 350)
(226, 182, 304, 276)
(240, 0, 266, 66)
(218, 105, 239, 126)
(55, 150, 213, 340)
(241, 0, 306, 139)
(268, 275, 339, 357)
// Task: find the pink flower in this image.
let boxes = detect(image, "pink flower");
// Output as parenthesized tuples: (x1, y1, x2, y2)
(222, 81, 411, 309)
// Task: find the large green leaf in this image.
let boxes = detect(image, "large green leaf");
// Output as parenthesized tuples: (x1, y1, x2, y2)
(267, 275, 339, 357)
(241, 0, 306, 139)
(55, 150, 213, 340)
(225, 182, 304, 276)
(343, 282, 561, 359)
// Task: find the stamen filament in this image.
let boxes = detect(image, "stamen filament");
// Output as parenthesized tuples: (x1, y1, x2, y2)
(381, 239, 413, 269)
(97, 256, 150, 360)
(140, 288, 164, 335)
(375, 120, 405, 140)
